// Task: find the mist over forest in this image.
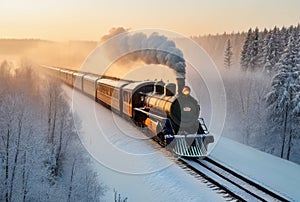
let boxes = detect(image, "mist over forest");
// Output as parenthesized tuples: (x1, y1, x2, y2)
(0, 39, 97, 69)
(0, 61, 107, 201)
(1, 24, 300, 167)
(193, 24, 300, 164)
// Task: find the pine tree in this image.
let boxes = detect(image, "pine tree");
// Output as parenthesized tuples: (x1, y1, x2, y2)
(241, 29, 252, 71)
(224, 39, 233, 69)
(240, 28, 263, 71)
(266, 31, 300, 159)
(249, 28, 262, 71)
(281, 26, 290, 48)
(287, 27, 300, 160)
(258, 29, 271, 69)
(264, 27, 283, 72)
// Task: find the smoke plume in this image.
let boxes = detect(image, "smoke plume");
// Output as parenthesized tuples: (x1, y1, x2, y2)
(101, 27, 186, 75)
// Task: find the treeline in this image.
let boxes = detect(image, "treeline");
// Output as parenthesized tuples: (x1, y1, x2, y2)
(239, 25, 300, 160)
(191, 32, 246, 69)
(0, 39, 53, 55)
(0, 60, 105, 201)
(240, 25, 300, 72)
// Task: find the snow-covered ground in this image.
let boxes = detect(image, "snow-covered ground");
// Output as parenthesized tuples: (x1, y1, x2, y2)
(63, 86, 225, 201)
(210, 137, 300, 201)
(63, 82, 300, 201)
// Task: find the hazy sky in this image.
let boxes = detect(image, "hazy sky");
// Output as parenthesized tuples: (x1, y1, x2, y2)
(1, 0, 299, 41)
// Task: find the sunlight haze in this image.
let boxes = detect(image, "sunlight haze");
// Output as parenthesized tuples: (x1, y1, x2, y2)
(1, 0, 299, 40)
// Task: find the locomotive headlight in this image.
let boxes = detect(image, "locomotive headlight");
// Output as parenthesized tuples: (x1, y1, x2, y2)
(182, 86, 191, 95)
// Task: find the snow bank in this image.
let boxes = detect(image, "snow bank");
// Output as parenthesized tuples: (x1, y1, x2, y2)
(210, 137, 300, 201)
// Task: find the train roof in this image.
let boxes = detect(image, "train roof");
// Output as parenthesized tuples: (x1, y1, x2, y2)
(122, 81, 155, 92)
(83, 74, 101, 81)
(97, 78, 131, 88)
(60, 69, 75, 74)
(73, 71, 86, 76)
(42, 65, 60, 71)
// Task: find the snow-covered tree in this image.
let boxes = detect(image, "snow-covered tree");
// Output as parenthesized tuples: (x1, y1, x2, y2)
(0, 61, 106, 201)
(240, 29, 253, 71)
(263, 27, 284, 72)
(240, 28, 264, 71)
(257, 29, 271, 68)
(194, 24, 300, 164)
(248, 28, 261, 71)
(266, 31, 300, 159)
(224, 39, 233, 69)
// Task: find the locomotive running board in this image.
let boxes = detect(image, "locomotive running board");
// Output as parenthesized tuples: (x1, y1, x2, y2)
(170, 135, 209, 157)
(134, 107, 167, 121)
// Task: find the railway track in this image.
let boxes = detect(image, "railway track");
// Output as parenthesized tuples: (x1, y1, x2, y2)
(179, 157, 290, 202)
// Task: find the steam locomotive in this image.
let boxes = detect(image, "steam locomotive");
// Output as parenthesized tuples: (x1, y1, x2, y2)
(42, 65, 214, 157)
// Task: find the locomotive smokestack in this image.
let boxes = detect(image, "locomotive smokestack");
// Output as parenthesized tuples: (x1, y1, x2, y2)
(176, 73, 185, 95)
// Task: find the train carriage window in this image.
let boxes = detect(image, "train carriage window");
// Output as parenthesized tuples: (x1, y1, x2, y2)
(144, 85, 154, 93)
(103, 85, 106, 94)
(102, 85, 107, 95)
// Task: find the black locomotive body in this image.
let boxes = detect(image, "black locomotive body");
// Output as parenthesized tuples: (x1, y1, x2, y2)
(42, 65, 214, 157)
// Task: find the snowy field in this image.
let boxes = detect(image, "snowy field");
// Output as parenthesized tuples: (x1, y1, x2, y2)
(63, 86, 225, 201)
(210, 138, 300, 201)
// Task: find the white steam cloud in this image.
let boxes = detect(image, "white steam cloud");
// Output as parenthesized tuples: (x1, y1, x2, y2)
(101, 27, 186, 75)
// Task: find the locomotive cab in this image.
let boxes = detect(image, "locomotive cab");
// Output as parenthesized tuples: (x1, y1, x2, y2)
(121, 81, 155, 122)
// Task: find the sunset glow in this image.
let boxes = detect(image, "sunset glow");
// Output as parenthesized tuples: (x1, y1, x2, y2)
(1, 0, 299, 41)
